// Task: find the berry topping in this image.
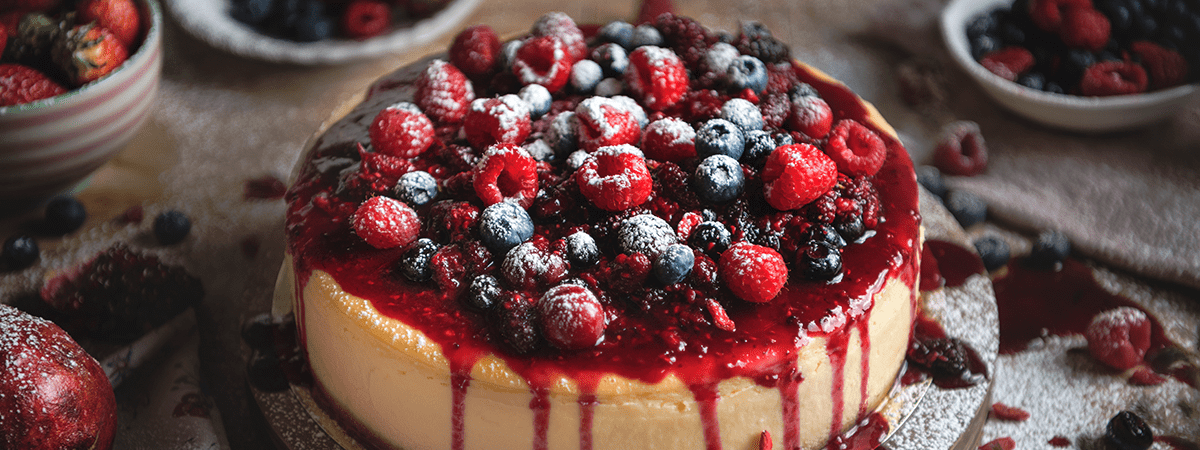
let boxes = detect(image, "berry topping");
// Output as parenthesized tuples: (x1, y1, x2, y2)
(341, 0, 391, 40)
(598, 20, 634, 49)
(569, 59, 603, 94)
(153, 210, 192, 245)
(2, 235, 38, 270)
(617, 213, 677, 259)
(449, 25, 501, 77)
(688, 221, 732, 254)
(653, 243, 695, 285)
(1080, 61, 1148, 96)
(502, 241, 568, 290)
(695, 118, 746, 160)
(945, 190, 988, 227)
(370, 102, 435, 158)
(479, 201, 535, 253)
(531, 12, 588, 61)
(719, 98, 764, 133)
(725, 55, 769, 95)
(565, 231, 599, 268)
(353, 196, 420, 249)
(973, 236, 1011, 272)
(465, 274, 502, 311)
(1060, 6, 1110, 51)
(719, 242, 788, 303)
(1106, 411, 1153, 450)
(933, 120, 988, 177)
(980, 46, 1035, 81)
(1085, 306, 1151, 371)
(1028, 229, 1071, 269)
(44, 195, 86, 235)
(473, 144, 538, 208)
(642, 117, 696, 162)
(464, 95, 532, 149)
(692, 155, 745, 203)
(512, 35, 574, 94)
(399, 238, 439, 282)
(761, 144, 838, 211)
(576, 96, 643, 152)
(0, 64, 67, 107)
(537, 283, 606, 350)
(824, 120, 886, 177)
(624, 46, 688, 110)
(786, 90, 833, 139)
(415, 60, 475, 124)
(798, 240, 842, 280)
(1130, 41, 1188, 90)
(575, 145, 654, 211)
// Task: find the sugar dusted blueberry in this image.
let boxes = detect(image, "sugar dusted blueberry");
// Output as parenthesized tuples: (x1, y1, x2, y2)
(631, 24, 664, 47)
(654, 243, 695, 285)
(44, 196, 86, 235)
(400, 238, 440, 282)
(464, 274, 502, 312)
(688, 221, 732, 254)
(726, 54, 768, 94)
(518, 84, 552, 119)
(973, 236, 1010, 271)
(696, 118, 746, 160)
(598, 20, 634, 49)
(2, 235, 38, 270)
(693, 155, 745, 203)
(395, 170, 438, 206)
(153, 210, 193, 245)
(479, 202, 535, 254)
(720, 98, 764, 133)
(565, 231, 599, 268)
(570, 59, 603, 94)
(617, 214, 677, 259)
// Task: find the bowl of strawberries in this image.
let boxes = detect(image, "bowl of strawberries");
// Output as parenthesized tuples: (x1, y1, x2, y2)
(0, 0, 162, 213)
(941, 0, 1199, 132)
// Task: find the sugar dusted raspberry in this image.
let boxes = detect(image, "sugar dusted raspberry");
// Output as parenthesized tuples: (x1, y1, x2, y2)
(1130, 41, 1189, 91)
(502, 241, 568, 290)
(575, 145, 654, 211)
(369, 102, 435, 158)
(353, 196, 420, 249)
(1085, 306, 1151, 371)
(624, 45, 688, 110)
(537, 283, 605, 350)
(787, 93, 832, 139)
(531, 12, 588, 62)
(576, 96, 643, 152)
(980, 47, 1035, 81)
(464, 95, 532, 149)
(762, 143, 837, 211)
(1080, 61, 1148, 97)
(719, 242, 787, 303)
(642, 117, 696, 162)
(512, 35, 574, 94)
(1028, 0, 1090, 32)
(1059, 6, 1109, 51)
(450, 25, 501, 76)
(415, 60, 475, 124)
(825, 120, 886, 177)
(473, 144, 539, 208)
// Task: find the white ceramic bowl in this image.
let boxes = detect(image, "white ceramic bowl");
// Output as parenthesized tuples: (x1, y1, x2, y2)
(940, 0, 1199, 132)
(0, 0, 163, 213)
(166, 0, 482, 65)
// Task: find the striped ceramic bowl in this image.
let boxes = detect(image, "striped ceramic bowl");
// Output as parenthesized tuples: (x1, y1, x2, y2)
(0, 0, 163, 213)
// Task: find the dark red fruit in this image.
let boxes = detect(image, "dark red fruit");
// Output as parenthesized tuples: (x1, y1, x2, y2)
(933, 121, 988, 177)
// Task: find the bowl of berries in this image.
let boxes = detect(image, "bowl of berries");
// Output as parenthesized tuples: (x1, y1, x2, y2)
(0, 0, 162, 213)
(941, 0, 1199, 132)
(166, 0, 483, 65)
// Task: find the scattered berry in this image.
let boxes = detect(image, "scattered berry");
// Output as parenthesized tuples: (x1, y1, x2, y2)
(945, 190, 988, 227)
(688, 221, 731, 254)
(512, 35, 574, 94)
(797, 240, 842, 280)
(1086, 306, 1151, 371)
(642, 117, 696, 162)
(473, 144, 538, 208)
(624, 45, 687, 110)
(2, 235, 38, 270)
(719, 242, 788, 302)
(824, 120, 886, 177)
(153, 210, 192, 245)
(449, 25, 501, 77)
(399, 238, 439, 282)
(719, 98, 764, 133)
(478, 202, 534, 254)
(933, 121, 988, 177)
(464, 274, 501, 311)
(725, 55, 768, 95)
(575, 145, 654, 211)
(761, 144, 837, 211)
(973, 236, 1011, 271)
(537, 283, 605, 350)
(1080, 61, 1148, 96)
(787, 90, 833, 139)
(695, 118, 746, 160)
(692, 155, 745, 203)
(44, 195, 86, 235)
(565, 231, 599, 268)
(341, 0, 391, 40)
(394, 170, 438, 206)
(576, 96, 642, 152)
(1028, 229, 1071, 269)
(617, 214, 677, 259)
(464, 95, 532, 149)
(415, 60, 475, 124)
(370, 102, 435, 158)
(353, 196, 420, 249)
(1105, 411, 1153, 450)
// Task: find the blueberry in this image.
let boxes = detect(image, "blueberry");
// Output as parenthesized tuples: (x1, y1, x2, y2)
(688, 221, 731, 254)
(2, 235, 38, 270)
(726, 55, 768, 94)
(44, 195, 86, 235)
(972, 236, 1010, 271)
(945, 190, 987, 228)
(231, 0, 273, 24)
(547, 112, 579, 156)
(569, 59, 603, 94)
(1028, 229, 1071, 269)
(1017, 72, 1046, 90)
(592, 43, 629, 77)
(742, 130, 777, 166)
(617, 214, 676, 259)
(631, 24, 664, 47)
(692, 155, 745, 203)
(479, 202, 534, 254)
(916, 165, 949, 199)
(565, 231, 599, 268)
(1106, 411, 1153, 450)
(798, 240, 842, 280)
(399, 238, 439, 282)
(598, 20, 634, 49)
(834, 214, 866, 243)
(719, 98, 764, 133)
(807, 223, 846, 249)
(653, 243, 694, 285)
(695, 119, 746, 160)
(464, 274, 502, 312)
(154, 210, 192, 245)
(395, 170, 438, 206)
(519, 84, 552, 119)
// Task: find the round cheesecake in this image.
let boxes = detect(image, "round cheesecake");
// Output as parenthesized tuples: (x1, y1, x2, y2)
(279, 13, 921, 450)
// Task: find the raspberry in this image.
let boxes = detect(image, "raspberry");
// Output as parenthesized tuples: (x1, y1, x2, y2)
(979, 46, 1035, 81)
(1028, 0, 1090, 32)
(449, 25, 501, 77)
(1059, 6, 1109, 51)
(472, 144, 539, 208)
(575, 145, 654, 211)
(464, 95, 532, 149)
(1080, 61, 1148, 96)
(531, 12, 588, 62)
(415, 60, 475, 124)
(512, 35, 574, 94)
(787, 93, 832, 139)
(990, 403, 1031, 422)
(502, 241, 568, 290)
(1085, 306, 1151, 371)
(642, 117, 696, 162)
(1130, 41, 1188, 90)
(624, 46, 688, 110)
(718, 242, 787, 303)
(933, 120, 988, 176)
(341, 0, 391, 40)
(537, 283, 606, 350)
(369, 102, 435, 158)
(762, 144, 837, 211)
(352, 196, 420, 249)
(824, 120, 886, 177)
(978, 437, 1016, 450)
(576, 96, 643, 152)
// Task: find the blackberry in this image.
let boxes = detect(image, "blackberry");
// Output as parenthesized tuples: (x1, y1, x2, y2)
(1028, 230, 1071, 269)
(688, 221, 732, 254)
(399, 238, 439, 282)
(735, 22, 790, 64)
(464, 274, 502, 312)
(798, 240, 842, 280)
(44, 195, 86, 235)
(153, 210, 192, 245)
(2, 235, 39, 270)
(1105, 411, 1153, 450)
(973, 236, 1011, 272)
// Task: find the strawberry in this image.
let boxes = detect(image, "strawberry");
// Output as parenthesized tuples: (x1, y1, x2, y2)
(341, 0, 391, 40)
(761, 143, 837, 211)
(77, 0, 140, 49)
(575, 96, 643, 152)
(449, 25, 500, 77)
(575, 144, 653, 211)
(0, 63, 65, 106)
(719, 242, 787, 303)
(352, 196, 420, 249)
(511, 35, 574, 94)
(824, 119, 886, 177)
(624, 45, 688, 110)
(1130, 41, 1188, 91)
(369, 102, 435, 158)
(415, 59, 475, 124)
(1058, 6, 1109, 52)
(53, 23, 128, 86)
(463, 94, 532, 149)
(642, 117, 696, 162)
(980, 46, 1035, 81)
(1085, 306, 1151, 371)
(1079, 60, 1147, 96)
(1028, 0, 1091, 32)
(472, 144, 539, 208)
